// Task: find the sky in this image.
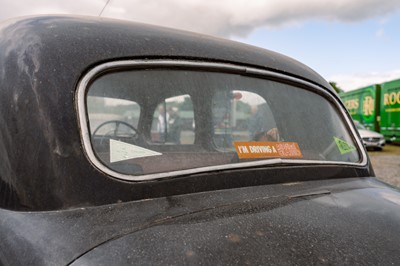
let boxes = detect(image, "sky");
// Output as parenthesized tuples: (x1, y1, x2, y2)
(1, 0, 400, 91)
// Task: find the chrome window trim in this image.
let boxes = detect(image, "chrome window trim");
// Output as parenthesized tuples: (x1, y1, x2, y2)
(76, 60, 367, 182)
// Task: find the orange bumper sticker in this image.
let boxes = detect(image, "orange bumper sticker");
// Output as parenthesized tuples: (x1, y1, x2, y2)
(234, 141, 303, 159)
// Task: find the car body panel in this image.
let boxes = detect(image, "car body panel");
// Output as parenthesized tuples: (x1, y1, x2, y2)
(75, 184, 400, 266)
(1, 178, 400, 265)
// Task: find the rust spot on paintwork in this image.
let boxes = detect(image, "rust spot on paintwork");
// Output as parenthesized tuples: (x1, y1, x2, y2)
(186, 250, 195, 257)
(318, 256, 328, 264)
(227, 233, 241, 243)
(255, 230, 265, 236)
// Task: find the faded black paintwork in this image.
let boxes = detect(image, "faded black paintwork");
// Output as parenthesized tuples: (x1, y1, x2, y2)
(0, 15, 399, 265)
(2, 178, 400, 265)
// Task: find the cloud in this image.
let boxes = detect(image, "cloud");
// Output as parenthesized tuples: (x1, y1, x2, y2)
(0, 0, 102, 20)
(1, 0, 400, 37)
(329, 69, 400, 91)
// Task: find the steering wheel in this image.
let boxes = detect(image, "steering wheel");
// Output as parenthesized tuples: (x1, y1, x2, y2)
(92, 120, 142, 146)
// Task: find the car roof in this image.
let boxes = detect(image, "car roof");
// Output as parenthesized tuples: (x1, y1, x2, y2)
(0, 15, 332, 89)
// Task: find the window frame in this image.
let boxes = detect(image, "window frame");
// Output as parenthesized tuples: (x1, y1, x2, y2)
(76, 60, 367, 181)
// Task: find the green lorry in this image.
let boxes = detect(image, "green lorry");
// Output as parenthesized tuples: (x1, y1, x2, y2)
(339, 79, 400, 142)
(380, 79, 400, 142)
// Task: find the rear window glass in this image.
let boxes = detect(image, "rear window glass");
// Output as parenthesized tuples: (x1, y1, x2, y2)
(150, 95, 195, 144)
(84, 68, 361, 177)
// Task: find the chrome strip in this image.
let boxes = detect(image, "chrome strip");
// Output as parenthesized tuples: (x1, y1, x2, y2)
(76, 60, 368, 181)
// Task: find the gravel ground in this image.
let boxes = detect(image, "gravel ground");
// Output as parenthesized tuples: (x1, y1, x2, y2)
(368, 144, 400, 188)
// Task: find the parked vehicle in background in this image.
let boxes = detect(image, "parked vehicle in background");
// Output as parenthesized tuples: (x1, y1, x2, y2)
(381, 79, 400, 142)
(1, 15, 400, 265)
(354, 120, 385, 150)
(340, 85, 380, 131)
(340, 81, 400, 143)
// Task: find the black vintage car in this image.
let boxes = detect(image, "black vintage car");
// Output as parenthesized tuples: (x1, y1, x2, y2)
(1, 15, 400, 265)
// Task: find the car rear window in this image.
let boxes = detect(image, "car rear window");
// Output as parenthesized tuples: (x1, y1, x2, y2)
(79, 62, 362, 180)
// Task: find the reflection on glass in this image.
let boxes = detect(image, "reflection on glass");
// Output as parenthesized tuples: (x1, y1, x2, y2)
(151, 95, 195, 144)
(212, 90, 277, 150)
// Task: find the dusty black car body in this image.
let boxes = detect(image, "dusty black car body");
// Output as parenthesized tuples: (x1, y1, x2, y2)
(1, 16, 400, 265)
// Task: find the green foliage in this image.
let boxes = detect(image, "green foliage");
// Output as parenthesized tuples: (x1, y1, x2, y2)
(329, 81, 344, 94)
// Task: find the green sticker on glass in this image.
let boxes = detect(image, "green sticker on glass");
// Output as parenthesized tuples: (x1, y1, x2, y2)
(334, 137, 356, 155)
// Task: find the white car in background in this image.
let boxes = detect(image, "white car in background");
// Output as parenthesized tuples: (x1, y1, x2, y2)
(354, 121, 385, 150)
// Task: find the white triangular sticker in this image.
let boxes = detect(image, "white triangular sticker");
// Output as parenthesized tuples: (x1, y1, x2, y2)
(110, 139, 162, 163)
